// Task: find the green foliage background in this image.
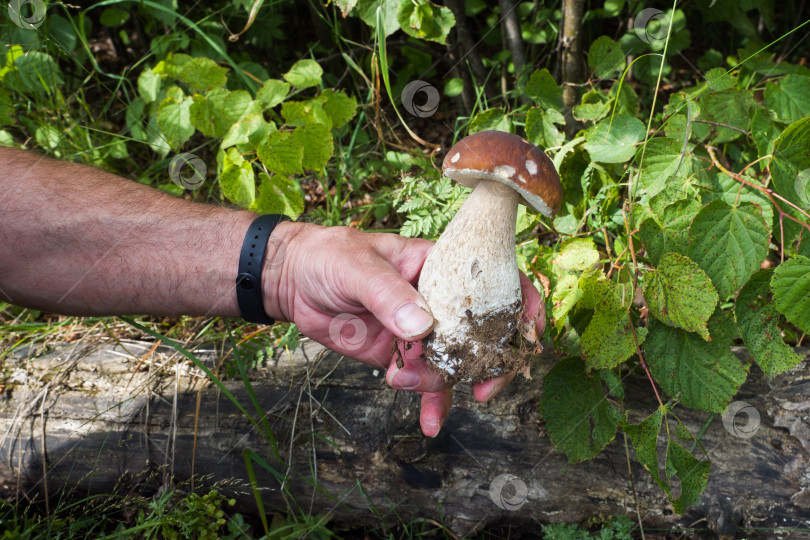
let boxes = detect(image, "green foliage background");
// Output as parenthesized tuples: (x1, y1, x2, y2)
(1, 0, 810, 535)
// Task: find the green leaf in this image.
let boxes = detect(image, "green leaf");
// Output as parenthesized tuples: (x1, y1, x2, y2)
(610, 80, 639, 116)
(14, 52, 64, 94)
(635, 137, 691, 201)
(126, 98, 147, 141)
(638, 199, 701, 266)
(154, 53, 190, 79)
(352, 0, 400, 36)
(156, 94, 194, 148)
(189, 90, 253, 139)
(771, 118, 810, 209)
(526, 68, 563, 111)
(736, 269, 803, 377)
(648, 175, 698, 219)
(334, 0, 358, 17)
(622, 409, 710, 514)
(35, 124, 61, 151)
(645, 314, 748, 413)
(750, 107, 781, 163)
(539, 356, 622, 464)
(572, 90, 610, 123)
(283, 59, 323, 89)
(666, 440, 710, 514)
(588, 36, 625, 79)
(176, 57, 228, 92)
(0, 89, 13, 127)
(525, 107, 565, 148)
(138, 68, 161, 103)
(0, 129, 18, 148)
(292, 123, 334, 172)
(257, 130, 304, 177)
(551, 274, 583, 333)
(622, 409, 668, 493)
(552, 238, 600, 276)
(100, 7, 130, 27)
(221, 112, 271, 149)
(281, 99, 331, 127)
(469, 108, 511, 134)
(581, 282, 646, 370)
(644, 253, 718, 340)
(687, 200, 770, 298)
(572, 100, 610, 124)
(770, 255, 810, 334)
(189, 94, 224, 138)
(764, 75, 810, 124)
(321, 89, 357, 129)
(397, 0, 456, 44)
(218, 148, 255, 207)
(249, 172, 304, 219)
(256, 79, 291, 109)
(701, 88, 754, 144)
(583, 115, 645, 163)
(600, 368, 624, 399)
(443, 77, 464, 97)
(145, 115, 170, 157)
(577, 269, 605, 310)
(49, 14, 77, 52)
(702, 172, 774, 227)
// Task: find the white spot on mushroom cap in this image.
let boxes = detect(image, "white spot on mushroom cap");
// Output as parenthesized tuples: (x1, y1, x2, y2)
(518, 175, 527, 184)
(493, 165, 516, 179)
(526, 159, 537, 175)
(451, 152, 461, 163)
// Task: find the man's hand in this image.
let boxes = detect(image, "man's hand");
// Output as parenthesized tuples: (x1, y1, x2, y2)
(262, 222, 546, 437)
(0, 147, 545, 438)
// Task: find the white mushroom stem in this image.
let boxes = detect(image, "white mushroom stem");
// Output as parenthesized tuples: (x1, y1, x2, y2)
(418, 180, 522, 377)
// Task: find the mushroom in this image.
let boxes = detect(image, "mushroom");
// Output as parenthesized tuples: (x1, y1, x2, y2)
(418, 130, 562, 383)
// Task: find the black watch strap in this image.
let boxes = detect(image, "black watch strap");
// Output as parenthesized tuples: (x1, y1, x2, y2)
(236, 214, 289, 325)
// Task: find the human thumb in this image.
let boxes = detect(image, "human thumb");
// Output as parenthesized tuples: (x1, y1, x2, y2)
(351, 261, 434, 341)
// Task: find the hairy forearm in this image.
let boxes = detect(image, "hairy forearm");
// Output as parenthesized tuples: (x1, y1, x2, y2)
(0, 148, 257, 317)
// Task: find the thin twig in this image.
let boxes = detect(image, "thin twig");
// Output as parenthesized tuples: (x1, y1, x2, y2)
(691, 119, 749, 134)
(708, 146, 810, 223)
(40, 387, 49, 516)
(624, 431, 646, 540)
(622, 207, 664, 408)
(191, 388, 202, 492)
(706, 146, 810, 260)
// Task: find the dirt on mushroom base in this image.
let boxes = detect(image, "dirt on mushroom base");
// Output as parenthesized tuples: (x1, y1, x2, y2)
(422, 301, 534, 384)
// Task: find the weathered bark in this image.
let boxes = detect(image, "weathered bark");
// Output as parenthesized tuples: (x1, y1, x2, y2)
(559, 0, 586, 136)
(498, 0, 530, 107)
(1, 339, 808, 537)
(498, 0, 526, 75)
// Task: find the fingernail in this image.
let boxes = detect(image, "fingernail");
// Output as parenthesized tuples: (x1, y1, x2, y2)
(389, 368, 421, 390)
(424, 419, 441, 438)
(394, 302, 433, 337)
(486, 380, 505, 402)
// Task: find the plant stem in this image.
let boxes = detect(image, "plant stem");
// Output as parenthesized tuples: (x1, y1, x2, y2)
(706, 146, 810, 238)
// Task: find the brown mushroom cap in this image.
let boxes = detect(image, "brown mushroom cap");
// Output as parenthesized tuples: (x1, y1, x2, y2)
(441, 130, 562, 217)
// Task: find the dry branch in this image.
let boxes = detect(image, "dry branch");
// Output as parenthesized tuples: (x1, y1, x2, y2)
(0, 339, 808, 537)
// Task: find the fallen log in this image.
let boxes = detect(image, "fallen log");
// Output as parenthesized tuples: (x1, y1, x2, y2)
(0, 336, 808, 537)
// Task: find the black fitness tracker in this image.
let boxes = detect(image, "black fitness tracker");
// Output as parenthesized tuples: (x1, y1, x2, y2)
(236, 214, 289, 325)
